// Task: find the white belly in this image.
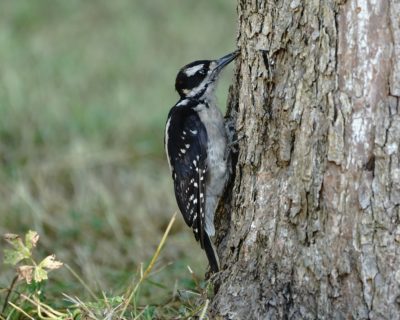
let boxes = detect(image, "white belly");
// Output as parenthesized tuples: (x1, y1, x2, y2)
(197, 103, 229, 236)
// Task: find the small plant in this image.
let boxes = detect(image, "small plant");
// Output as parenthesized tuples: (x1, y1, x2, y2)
(1, 217, 212, 319)
(4, 231, 63, 285)
(2, 230, 63, 317)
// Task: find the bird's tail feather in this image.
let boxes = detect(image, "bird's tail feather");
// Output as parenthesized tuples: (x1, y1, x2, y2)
(203, 233, 219, 273)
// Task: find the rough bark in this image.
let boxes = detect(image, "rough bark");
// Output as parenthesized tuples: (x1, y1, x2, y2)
(212, 0, 400, 319)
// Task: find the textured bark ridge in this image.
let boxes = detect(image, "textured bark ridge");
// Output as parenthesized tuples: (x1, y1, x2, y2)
(212, 0, 400, 319)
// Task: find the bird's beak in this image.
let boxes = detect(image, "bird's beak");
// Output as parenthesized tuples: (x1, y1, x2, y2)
(213, 50, 240, 74)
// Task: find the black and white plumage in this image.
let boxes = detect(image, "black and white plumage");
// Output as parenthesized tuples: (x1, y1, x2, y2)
(165, 51, 238, 273)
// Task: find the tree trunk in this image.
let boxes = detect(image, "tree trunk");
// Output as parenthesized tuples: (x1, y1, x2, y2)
(212, 0, 400, 319)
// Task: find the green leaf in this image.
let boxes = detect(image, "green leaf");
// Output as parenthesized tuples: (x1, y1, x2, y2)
(25, 230, 39, 251)
(3, 248, 25, 265)
(34, 266, 48, 282)
(3, 233, 31, 260)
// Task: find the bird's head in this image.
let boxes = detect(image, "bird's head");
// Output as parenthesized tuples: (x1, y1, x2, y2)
(175, 51, 239, 100)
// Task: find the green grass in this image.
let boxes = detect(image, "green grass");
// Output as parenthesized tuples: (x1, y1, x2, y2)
(0, 0, 236, 318)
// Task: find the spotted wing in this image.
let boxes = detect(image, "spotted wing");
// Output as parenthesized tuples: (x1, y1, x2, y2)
(165, 106, 208, 247)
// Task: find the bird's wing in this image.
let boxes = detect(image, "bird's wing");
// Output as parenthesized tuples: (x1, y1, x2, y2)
(165, 106, 208, 248)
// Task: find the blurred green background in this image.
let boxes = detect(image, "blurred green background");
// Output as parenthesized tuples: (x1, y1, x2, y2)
(0, 0, 235, 305)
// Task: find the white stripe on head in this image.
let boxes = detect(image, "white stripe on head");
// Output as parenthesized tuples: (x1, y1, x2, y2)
(184, 64, 204, 76)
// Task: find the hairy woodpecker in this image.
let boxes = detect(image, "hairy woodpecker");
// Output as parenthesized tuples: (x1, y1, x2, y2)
(164, 51, 238, 273)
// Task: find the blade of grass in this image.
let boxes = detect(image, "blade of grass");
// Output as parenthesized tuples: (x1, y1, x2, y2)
(62, 293, 100, 320)
(148, 261, 173, 277)
(182, 299, 208, 319)
(132, 305, 148, 320)
(145, 278, 168, 289)
(119, 212, 177, 318)
(101, 290, 111, 310)
(21, 294, 66, 318)
(64, 263, 98, 301)
(8, 301, 35, 320)
(199, 299, 209, 320)
(4, 304, 17, 319)
(187, 265, 200, 289)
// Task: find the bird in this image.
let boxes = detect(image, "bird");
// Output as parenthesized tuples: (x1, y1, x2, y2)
(164, 51, 239, 273)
